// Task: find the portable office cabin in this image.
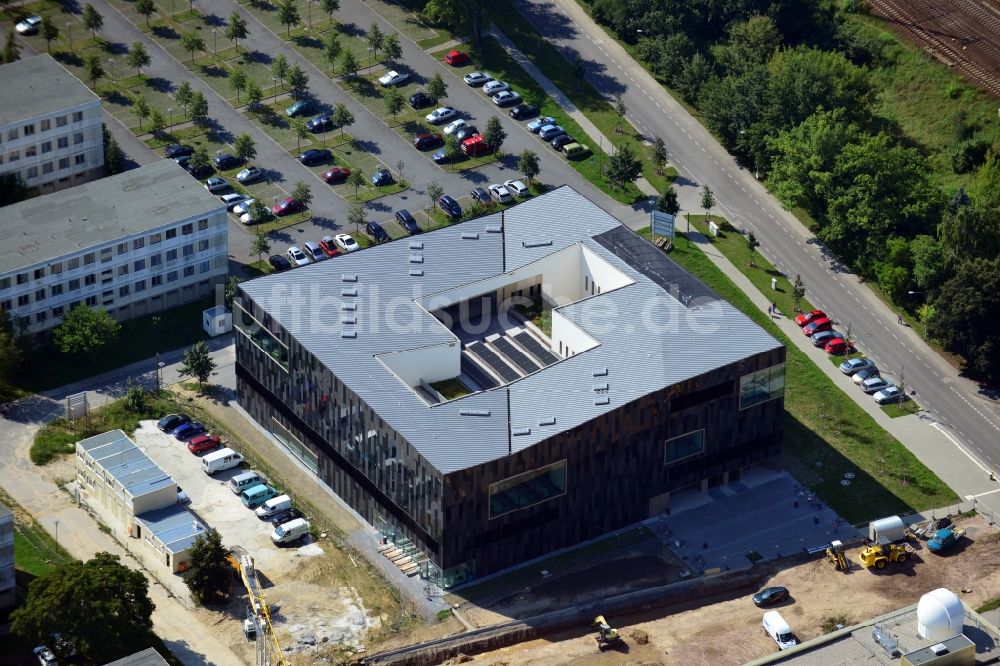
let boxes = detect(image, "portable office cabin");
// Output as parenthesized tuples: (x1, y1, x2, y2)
(870, 515, 907, 544)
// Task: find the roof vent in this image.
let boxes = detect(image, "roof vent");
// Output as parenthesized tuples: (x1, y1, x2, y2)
(930, 644, 949, 656)
(409, 253, 424, 263)
(486, 224, 503, 233)
(341, 315, 356, 325)
(342, 273, 358, 282)
(341, 287, 357, 297)
(459, 409, 491, 417)
(595, 396, 610, 406)
(461, 232, 480, 240)
(522, 239, 552, 248)
(341, 303, 356, 311)
(593, 368, 608, 377)
(539, 417, 556, 426)
(340, 330, 357, 339)
(409, 268, 424, 276)
(408, 240, 423, 250)
(593, 382, 609, 392)
(512, 427, 531, 436)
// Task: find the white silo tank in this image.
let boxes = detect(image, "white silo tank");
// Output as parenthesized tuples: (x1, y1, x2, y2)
(916, 588, 964, 641)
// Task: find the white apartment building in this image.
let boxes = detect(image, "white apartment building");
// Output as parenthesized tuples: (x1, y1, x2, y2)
(0, 503, 12, 610)
(0, 54, 104, 194)
(0, 160, 229, 335)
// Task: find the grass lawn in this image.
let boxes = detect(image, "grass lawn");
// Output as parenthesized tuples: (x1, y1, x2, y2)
(882, 401, 923, 418)
(636, 227, 956, 523)
(0, 489, 74, 574)
(245, 260, 274, 277)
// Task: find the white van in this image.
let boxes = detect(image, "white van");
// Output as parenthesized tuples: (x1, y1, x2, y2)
(270, 518, 310, 546)
(201, 447, 244, 475)
(763, 611, 797, 650)
(230, 471, 265, 495)
(255, 494, 292, 518)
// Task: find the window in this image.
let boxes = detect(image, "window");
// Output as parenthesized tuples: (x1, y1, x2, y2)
(0, 300, 11, 312)
(53, 306, 64, 317)
(7, 129, 17, 140)
(0, 278, 8, 290)
(100, 248, 113, 263)
(33, 268, 43, 280)
(117, 265, 129, 277)
(57, 137, 68, 149)
(151, 275, 162, 287)
(25, 145, 36, 158)
(132, 238, 144, 251)
(73, 132, 84, 145)
(26, 166, 37, 179)
(119, 285, 130, 297)
(665, 430, 704, 464)
(50, 262, 62, 275)
(35, 289, 45, 301)
(116, 242, 127, 255)
(83, 253, 95, 265)
(23, 124, 34, 136)
(51, 284, 63, 296)
(101, 270, 113, 285)
(489, 461, 567, 519)
(135, 280, 146, 292)
(74, 154, 85, 165)
(199, 260, 210, 273)
(41, 141, 53, 154)
(182, 244, 194, 257)
(15, 273, 27, 285)
(183, 266, 195, 277)
(35, 311, 46, 323)
(8, 150, 19, 162)
(150, 254, 161, 267)
(181, 223, 193, 235)
(166, 249, 177, 262)
(58, 157, 70, 170)
(133, 259, 145, 271)
(739, 363, 786, 410)
(84, 274, 95, 286)
(85, 296, 97, 307)
(69, 278, 80, 291)
(149, 232, 161, 245)
(56, 116, 67, 128)
(167, 271, 178, 282)
(72, 112, 83, 122)
(17, 295, 29, 307)
(198, 218, 209, 231)
(198, 239, 209, 252)
(68, 257, 80, 270)
(40, 119, 50, 131)
(42, 161, 53, 174)
(165, 228, 177, 240)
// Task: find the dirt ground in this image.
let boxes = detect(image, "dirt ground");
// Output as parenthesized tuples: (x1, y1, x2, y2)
(463, 516, 1000, 666)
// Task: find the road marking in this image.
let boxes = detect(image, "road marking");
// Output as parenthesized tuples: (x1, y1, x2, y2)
(932, 422, 992, 475)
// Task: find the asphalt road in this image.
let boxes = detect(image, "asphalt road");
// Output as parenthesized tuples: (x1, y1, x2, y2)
(516, 0, 1000, 470)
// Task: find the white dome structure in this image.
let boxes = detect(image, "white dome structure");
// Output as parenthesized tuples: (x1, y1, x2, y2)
(917, 588, 964, 641)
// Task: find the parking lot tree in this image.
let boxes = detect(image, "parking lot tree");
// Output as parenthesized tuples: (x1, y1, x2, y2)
(292, 117, 308, 150)
(245, 80, 263, 110)
(427, 180, 443, 210)
(323, 32, 342, 75)
(184, 531, 231, 605)
(272, 53, 289, 89)
(347, 168, 365, 197)
(234, 133, 256, 162)
(519, 149, 540, 183)
(250, 232, 271, 263)
(287, 64, 309, 98)
(82, 53, 104, 87)
(3, 29, 20, 64)
(229, 66, 247, 102)
(131, 94, 150, 130)
(126, 42, 151, 75)
(82, 3, 103, 40)
(383, 33, 402, 64)
(427, 71, 448, 103)
(383, 87, 404, 121)
(291, 181, 312, 209)
(444, 133, 462, 161)
(340, 50, 359, 79)
(607, 141, 642, 189)
(652, 135, 668, 175)
(179, 340, 216, 389)
(396, 159, 406, 186)
(320, 0, 339, 21)
(135, 0, 156, 25)
(348, 203, 366, 233)
(147, 108, 165, 134)
(747, 230, 760, 267)
(276, 0, 300, 35)
(367, 22, 384, 62)
(189, 145, 210, 173)
(175, 80, 193, 115)
(53, 304, 121, 356)
(225, 11, 249, 50)
(792, 274, 806, 313)
(332, 102, 354, 137)
(462, 199, 489, 221)
(180, 30, 205, 64)
(10, 552, 154, 664)
(39, 16, 59, 53)
(188, 90, 209, 125)
(483, 116, 506, 154)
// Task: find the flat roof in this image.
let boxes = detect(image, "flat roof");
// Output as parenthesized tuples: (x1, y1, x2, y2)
(78, 430, 175, 499)
(134, 504, 209, 555)
(0, 55, 99, 127)
(103, 648, 170, 666)
(0, 160, 226, 274)
(240, 187, 783, 474)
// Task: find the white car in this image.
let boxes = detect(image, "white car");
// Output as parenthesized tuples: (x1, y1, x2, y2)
(425, 107, 457, 125)
(219, 193, 250, 210)
(205, 177, 229, 193)
(463, 71, 493, 86)
(378, 70, 410, 87)
(15, 15, 42, 34)
(488, 183, 512, 204)
(874, 386, 907, 405)
(443, 118, 468, 135)
(177, 487, 190, 504)
(483, 80, 509, 95)
(286, 246, 310, 266)
(233, 199, 256, 216)
(33, 646, 57, 666)
(504, 179, 528, 197)
(492, 90, 521, 106)
(335, 234, 360, 253)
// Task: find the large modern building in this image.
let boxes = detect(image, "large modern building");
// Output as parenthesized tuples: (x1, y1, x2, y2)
(0, 55, 104, 193)
(0, 160, 228, 335)
(236, 187, 785, 586)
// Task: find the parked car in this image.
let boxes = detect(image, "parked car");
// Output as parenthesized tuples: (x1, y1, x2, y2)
(334, 233, 359, 252)
(173, 422, 206, 440)
(752, 586, 789, 607)
(527, 116, 556, 133)
(438, 195, 462, 219)
(463, 71, 493, 86)
(188, 434, 222, 454)
(861, 376, 892, 394)
(562, 142, 590, 159)
(794, 309, 827, 327)
(158, 414, 191, 432)
(303, 241, 327, 262)
(840, 358, 876, 375)
(268, 507, 304, 526)
(213, 153, 241, 170)
(810, 330, 842, 347)
(803, 318, 832, 336)
(165, 143, 193, 158)
(853, 368, 880, 385)
(425, 107, 458, 124)
(286, 245, 309, 266)
(504, 180, 529, 197)
(176, 487, 190, 504)
(488, 183, 513, 203)
(366, 221, 390, 243)
(413, 133, 443, 150)
(236, 166, 262, 184)
(825, 338, 855, 355)
(409, 90, 433, 109)
(444, 49, 470, 66)
(220, 193, 251, 210)
(551, 134, 576, 151)
(492, 90, 521, 106)
(371, 168, 393, 186)
(306, 113, 334, 132)
(175, 155, 210, 177)
(319, 236, 341, 257)
(538, 124, 566, 141)
(395, 209, 421, 234)
(285, 100, 312, 117)
(432, 148, 449, 164)
(268, 254, 292, 272)
(32, 645, 57, 666)
(443, 118, 468, 135)
(205, 177, 229, 193)
(471, 187, 492, 204)
(298, 148, 332, 165)
(378, 70, 410, 86)
(240, 208, 269, 225)
(510, 103, 539, 120)
(15, 15, 42, 34)
(454, 126, 479, 141)
(272, 197, 302, 216)
(322, 166, 351, 183)
(483, 80, 509, 95)
(874, 386, 907, 404)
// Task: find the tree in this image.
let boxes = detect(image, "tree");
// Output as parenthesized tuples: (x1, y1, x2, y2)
(746, 231, 760, 268)
(183, 531, 231, 605)
(347, 203, 366, 233)
(291, 117, 308, 150)
(927, 257, 1000, 383)
(276, 0, 300, 35)
(131, 94, 150, 130)
(519, 149, 540, 182)
(179, 340, 216, 388)
(148, 108, 165, 134)
(483, 116, 506, 154)
(658, 186, 679, 215)
(175, 81, 193, 115)
(427, 71, 448, 103)
(768, 46, 873, 128)
(223, 276, 241, 309)
(425, 0, 488, 48)
(427, 180, 444, 210)
(572, 54, 585, 91)
(367, 22, 384, 62)
(135, 0, 156, 25)
(225, 11, 249, 49)
(234, 133, 256, 162)
(286, 64, 309, 98)
(188, 90, 209, 125)
(383, 33, 402, 63)
(103, 125, 124, 175)
(340, 50, 359, 79)
(654, 33, 694, 86)
(332, 102, 354, 137)
(272, 53, 289, 89)
(383, 87, 404, 120)
(291, 181, 312, 209)
(396, 159, 406, 186)
(607, 142, 642, 189)
(910, 235, 947, 294)
(716, 15, 783, 75)
(180, 30, 205, 64)
(676, 52, 714, 104)
(0, 311, 21, 386)
(444, 133, 462, 161)
(82, 54, 104, 88)
(3, 30, 19, 64)
(250, 232, 271, 263)
(700, 184, 715, 221)
(246, 199, 268, 224)
(52, 304, 120, 356)
(82, 3, 104, 40)
(10, 552, 154, 664)
(792, 274, 806, 313)
(651, 136, 667, 176)
(320, 0, 340, 22)
(245, 80, 263, 110)
(613, 95, 627, 133)
(347, 169, 366, 197)
(229, 66, 247, 102)
(39, 16, 59, 53)
(189, 146, 210, 174)
(126, 42, 151, 76)
(323, 32, 342, 75)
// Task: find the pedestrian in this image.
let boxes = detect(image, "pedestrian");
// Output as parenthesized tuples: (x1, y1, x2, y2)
(767, 305, 772, 315)
(771, 301, 777, 316)
(898, 314, 903, 324)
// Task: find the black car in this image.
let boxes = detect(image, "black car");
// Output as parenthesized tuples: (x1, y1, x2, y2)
(372, 169, 393, 186)
(298, 148, 332, 165)
(395, 209, 421, 234)
(268, 507, 304, 526)
(550, 134, 576, 151)
(365, 221, 390, 243)
(413, 133, 443, 150)
(752, 586, 789, 607)
(454, 126, 479, 142)
(306, 113, 334, 132)
(437, 195, 462, 219)
(509, 103, 539, 120)
(409, 90, 433, 109)
(268, 254, 292, 272)
(471, 187, 492, 204)
(213, 153, 242, 170)
(432, 148, 449, 164)
(165, 143, 193, 159)
(157, 413, 191, 432)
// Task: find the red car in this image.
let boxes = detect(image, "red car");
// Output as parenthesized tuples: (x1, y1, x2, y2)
(187, 434, 222, 454)
(272, 197, 302, 216)
(444, 50, 469, 66)
(825, 338, 855, 355)
(794, 309, 826, 327)
(413, 133, 443, 150)
(803, 317, 832, 336)
(322, 167, 351, 183)
(318, 236, 341, 257)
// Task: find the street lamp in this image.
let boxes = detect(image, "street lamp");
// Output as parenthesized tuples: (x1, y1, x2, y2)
(167, 107, 174, 132)
(272, 76, 278, 104)
(212, 28, 218, 56)
(54, 520, 60, 547)
(307, 0, 315, 27)
(108, 58, 116, 87)
(65, 21, 73, 47)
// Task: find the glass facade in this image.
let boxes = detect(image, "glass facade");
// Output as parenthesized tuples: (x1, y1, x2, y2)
(664, 430, 704, 464)
(488, 460, 567, 518)
(271, 417, 318, 473)
(739, 363, 785, 410)
(235, 302, 289, 371)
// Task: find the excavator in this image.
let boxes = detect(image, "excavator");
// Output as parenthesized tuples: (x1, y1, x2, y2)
(593, 615, 624, 651)
(826, 540, 849, 572)
(859, 541, 911, 569)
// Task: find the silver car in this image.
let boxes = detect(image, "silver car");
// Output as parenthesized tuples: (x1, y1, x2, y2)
(840, 357, 876, 375)
(302, 241, 327, 262)
(464, 71, 493, 86)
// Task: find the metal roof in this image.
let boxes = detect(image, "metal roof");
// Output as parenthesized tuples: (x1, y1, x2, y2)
(0, 55, 99, 127)
(240, 187, 783, 474)
(77, 430, 175, 499)
(103, 648, 171, 666)
(134, 505, 209, 555)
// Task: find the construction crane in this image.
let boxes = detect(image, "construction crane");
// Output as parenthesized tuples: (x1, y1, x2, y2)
(825, 540, 848, 572)
(227, 546, 289, 666)
(593, 615, 624, 651)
